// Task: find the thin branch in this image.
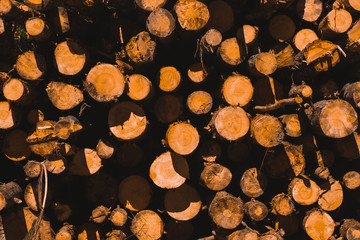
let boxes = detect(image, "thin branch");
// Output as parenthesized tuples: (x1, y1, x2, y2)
(254, 97, 303, 112)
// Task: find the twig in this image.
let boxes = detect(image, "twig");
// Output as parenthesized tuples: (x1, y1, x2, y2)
(254, 97, 303, 112)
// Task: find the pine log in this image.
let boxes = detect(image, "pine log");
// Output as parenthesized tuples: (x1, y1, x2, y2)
(164, 184, 201, 221)
(84, 63, 125, 102)
(54, 116, 82, 140)
(44, 155, 66, 174)
(343, 171, 360, 190)
(240, 168, 267, 198)
(2, 78, 29, 103)
(125, 31, 156, 64)
(187, 90, 213, 114)
(218, 37, 245, 66)
(296, 0, 323, 22)
(303, 208, 335, 240)
(248, 52, 277, 76)
(117, 142, 143, 167)
(130, 210, 163, 240)
(96, 138, 114, 159)
(108, 101, 147, 140)
(339, 219, 360, 239)
(271, 193, 295, 216)
(279, 114, 302, 137)
(68, 148, 102, 176)
(293, 29, 319, 51)
(3, 129, 31, 161)
(222, 74, 253, 106)
(270, 43, 295, 68)
(244, 199, 268, 221)
(174, 0, 209, 31)
(27, 109, 44, 125)
(15, 51, 46, 81)
(208, 191, 244, 229)
(251, 114, 284, 148)
(347, 19, 360, 52)
(109, 206, 127, 226)
(46, 81, 84, 111)
(166, 220, 193, 240)
(56, 224, 75, 240)
(187, 62, 206, 83)
(165, 122, 199, 155)
(158, 66, 181, 92)
(154, 94, 183, 123)
(227, 228, 258, 240)
(288, 177, 320, 205)
(318, 9, 352, 39)
(52, 202, 72, 222)
(24, 160, 41, 178)
(304, 99, 358, 138)
(206, 0, 234, 33)
(201, 29, 222, 55)
(90, 206, 110, 224)
(198, 139, 221, 162)
(335, 0, 360, 11)
(318, 179, 343, 211)
(268, 15, 295, 42)
(0, 101, 18, 130)
(118, 175, 152, 211)
(200, 163, 232, 191)
(25, 17, 51, 41)
(0, 182, 22, 211)
(0, 0, 11, 16)
(135, 0, 166, 11)
(146, 8, 175, 38)
(127, 74, 152, 101)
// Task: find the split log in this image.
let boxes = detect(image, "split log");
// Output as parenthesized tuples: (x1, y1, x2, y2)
(198, 139, 221, 162)
(44, 155, 66, 174)
(108, 101, 147, 140)
(146, 8, 175, 38)
(96, 138, 114, 159)
(208, 106, 250, 141)
(46, 81, 84, 111)
(24, 180, 52, 212)
(303, 208, 335, 240)
(165, 122, 199, 155)
(206, 0, 234, 33)
(208, 191, 244, 229)
(318, 9, 352, 39)
(187, 62, 206, 83)
(84, 63, 125, 102)
(52, 202, 72, 222)
(174, 0, 209, 31)
(240, 168, 267, 198)
(56, 224, 75, 240)
(166, 220, 193, 240)
(335, 0, 360, 11)
(347, 19, 360, 52)
(270, 43, 295, 68)
(279, 114, 302, 138)
(135, 0, 166, 11)
(118, 175, 152, 211)
(90, 206, 110, 224)
(127, 74, 152, 101)
(227, 228, 258, 240)
(109, 206, 127, 226)
(164, 184, 201, 221)
(250, 114, 284, 148)
(304, 99, 358, 138)
(106, 230, 126, 240)
(270, 193, 295, 216)
(125, 31, 156, 64)
(187, 90, 213, 114)
(3, 129, 31, 161)
(218, 37, 245, 66)
(0, 101, 17, 129)
(343, 171, 360, 190)
(0, 182, 22, 211)
(149, 151, 189, 189)
(117, 142, 143, 167)
(27, 109, 44, 125)
(296, 0, 323, 22)
(54, 116, 82, 140)
(268, 15, 295, 42)
(25, 17, 51, 41)
(24, 160, 41, 178)
(15, 51, 46, 81)
(154, 94, 183, 123)
(288, 177, 320, 205)
(222, 74, 253, 107)
(339, 219, 360, 239)
(200, 163, 232, 191)
(130, 210, 163, 240)
(68, 148, 102, 176)
(2, 78, 29, 103)
(293, 29, 319, 52)
(318, 179, 343, 211)
(244, 199, 268, 221)
(248, 52, 277, 76)
(0, 0, 11, 16)
(158, 66, 181, 92)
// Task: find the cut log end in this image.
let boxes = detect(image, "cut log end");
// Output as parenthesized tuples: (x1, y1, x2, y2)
(25, 17, 49, 40)
(251, 115, 284, 148)
(146, 8, 175, 38)
(187, 62, 206, 83)
(3, 78, 26, 102)
(130, 210, 163, 240)
(47, 81, 84, 110)
(239, 24, 259, 45)
(271, 193, 295, 216)
(280, 114, 302, 138)
(127, 74, 151, 101)
(343, 171, 360, 190)
(166, 122, 199, 155)
(228, 229, 258, 240)
(16, 51, 46, 81)
(244, 199, 268, 221)
(296, 0, 323, 22)
(293, 29, 319, 51)
(125, 31, 156, 64)
(109, 206, 127, 226)
(240, 168, 267, 198)
(319, 9, 352, 36)
(187, 90, 213, 114)
(159, 66, 181, 92)
(269, 15, 295, 42)
(222, 74, 253, 106)
(0, 0, 12, 15)
(289, 177, 320, 205)
(200, 163, 232, 191)
(174, 0, 210, 31)
(249, 52, 277, 76)
(303, 40, 340, 72)
(204, 29, 222, 48)
(218, 37, 243, 66)
(55, 40, 86, 75)
(318, 180, 343, 211)
(68, 148, 102, 176)
(24, 160, 41, 178)
(90, 206, 110, 224)
(303, 209, 335, 240)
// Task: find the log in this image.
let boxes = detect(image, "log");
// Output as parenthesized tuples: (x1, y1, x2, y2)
(117, 142, 143, 167)
(146, 8, 175, 38)
(198, 139, 221, 162)
(165, 122, 199, 155)
(208, 106, 250, 141)
(187, 90, 213, 114)
(268, 15, 295, 42)
(288, 177, 320, 205)
(318, 179, 343, 211)
(343, 171, 360, 190)
(227, 228, 258, 240)
(318, 9, 352, 39)
(135, 0, 166, 11)
(130, 210, 163, 240)
(279, 114, 302, 137)
(154, 94, 183, 123)
(24, 180, 52, 212)
(244, 199, 268, 221)
(44, 155, 66, 174)
(24, 160, 42, 178)
(174, 0, 209, 31)
(46, 81, 84, 111)
(296, 0, 323, 22)
(335, 0, 360, 11)
(109, 206, 127, 227)
(293, 29, 319, 52)
(222, 74, 253, 107)
(187, 62, 206, 83)
(270, 193, 295, 216)
(240, 168, 267, 198)
(339, 219, 360, 239)
(127, 74, 152, 101)
(218, 37, 245, 66)
(56, 142, 77, 157)
(289, 83, 313, 98)
(200, 163, 232, 191)
(250, 114, 284, 148)
(52, 202, 72, 222)
(84, 63, 125, 102)
(54, 116, 82, 140)
(25, 17, 51, 41)
(125, 31, 156, 64)
(118, 175, 152, 211)
(270, 43, 295, 68)
(106, 230, 126, 240)
(96, 138, 114, 159)
(90, 205, 110, 224)
(0, 101, 17, 129)
(56, 224, 75, 240)
(164, 184, 201, 221)
(158, 66, 181, 92)
(108, 101, 147, 140)
(342, 81, 360, 108)
(208, 191, 244, 229)
(206, 0, 234, 33)
(0, 0, 11, 16)
(303, 208, 335, 240)
(3, 129, 31, 161)
(2, 78, 29, 103)
(68, 148, 102, 176)
(0, 182, 22, 211)
(15, 51, 46, 81)
(166, 220, 193, 240)
(304, 99, 358, 138)
(248, 52, 278, 76)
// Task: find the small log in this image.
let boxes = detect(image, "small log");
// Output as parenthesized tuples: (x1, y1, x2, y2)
(0, 182, 22, 211)
(108, 101, 147, 140)
(44, 155, 66, 174)
(293, 29, 319, 51)
(68, 148, 102, 176)
(118, 175, 152, 211)
(96, 138, 114, 159)
(27, 109, 44, 125)
(318, 179, 343, 211)
(201, 28, 222, 55)
(54, 116, 82, 140)
(339, 219, 360, 239)
(248, 52, 278, 76)
(343, 171, 360, 190)
(222, 74, 253, 107)
(24, 160, 41, 178)
(154, 94, 183, 123)
(251, 114, 284, 148)
(187, 90, 213, 114)
(200, 163, 232, 191)
(149, 151, 189, 189)
(187, 62, 206, 83)
(109, 206, 127, 227)
(303, 208, 335, 240)
(15, 51, 46, 81)
(164, 184, 201, 221)
(240, 168, 267, 198)
(23, 0, 49, 10)
(208, 191, 244, 229)
(218, 37, 245, 66)
(3, 129, 31, 161)
(0, 101, 17, 129)
(0, 0, 12, 16)
(198, 139, 221, 162)
(134, 0, 166, 11)
(268, 15, 295, 42)
(347, 19, 360, 52)
(117, 142, 143, 167)
(125, 31, 156, 64)
(288, 177, 320, 205)
(106, 230, 126, 240)
(206, 0, 234, 33)
(52, 202, 72, 222)
(46, 81, 84, 111)
(165, 122, 199, 155)
(342, 81, 360, 108)
(318, 9, 352, 38)
(166, 220, 193, 240)
(130, 210, 163, 240)
(29, 141, 58, 157)
(304, 99, 358, 138)
(253, 77, 284, 106)
(208, 106, 250, 141)
(237, 25, 259, 54)
(296, 0, 323, 22)
(280, 114, 302, 137)
(244, 199, 268, 221)
(90, 206, 110, 224)
(127, 74, 152, 101)
(2, 78, 29, 103)
(56, 224, 75, 240)
(289, 83, 313, 98)
(270, 43, 295, 68)
(146, 8, 175, 38)
(25, 17, 51, 41)
(158, 66, 181, 92)
(227, 228, 258, 240)
(271, 193, 295, 216)
(174, 0, 209, 31)
(85, 63, 125, 102)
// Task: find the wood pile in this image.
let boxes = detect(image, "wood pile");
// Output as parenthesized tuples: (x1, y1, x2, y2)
(1, 0, 360, 239)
